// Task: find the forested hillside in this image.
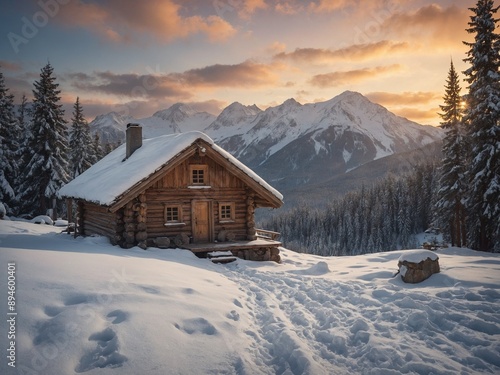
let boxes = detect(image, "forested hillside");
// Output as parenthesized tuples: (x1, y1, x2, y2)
(264, 163, 439, 256)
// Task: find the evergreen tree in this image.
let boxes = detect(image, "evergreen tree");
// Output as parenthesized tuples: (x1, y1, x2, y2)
(435, 61, 467, 247)
(18, 63, 70, 217)
(92, 133, 104, 161)
(463, 0, 500, 251)
(69, 97, 94, 178)
(0, 69, 21, 214)
(17, 94, 33, 193)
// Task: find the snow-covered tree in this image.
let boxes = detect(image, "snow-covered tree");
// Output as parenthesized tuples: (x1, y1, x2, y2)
(69, 97, 94, 178)
(463, 0, 500, 252)
(435, 61, 467, 247)
(0, 69, 21, 214)
(18, 63, 70, 217)
(92, 133, 103, 161)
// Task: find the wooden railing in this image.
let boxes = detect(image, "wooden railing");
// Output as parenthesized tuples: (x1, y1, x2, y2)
(255, 228, 280, 241)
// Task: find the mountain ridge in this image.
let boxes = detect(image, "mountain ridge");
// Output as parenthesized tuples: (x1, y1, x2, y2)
(88, 91, 443, 205)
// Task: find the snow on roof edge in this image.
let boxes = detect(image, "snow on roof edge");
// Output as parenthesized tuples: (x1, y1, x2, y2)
(58, 131, 283, 206)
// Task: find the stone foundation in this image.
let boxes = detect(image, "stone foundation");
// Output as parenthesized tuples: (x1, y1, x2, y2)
(231, 247, 281, 263)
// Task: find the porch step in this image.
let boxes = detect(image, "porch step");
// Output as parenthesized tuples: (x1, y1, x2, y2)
(207, 251, 237, 264)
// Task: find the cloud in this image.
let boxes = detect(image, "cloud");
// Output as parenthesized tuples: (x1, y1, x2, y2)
(392, 106, 441, 125)
(382, 4, 469, 46)
(274, 0, 305, 14)
(275, 40, 409, 63)
(68, 71, 192, 100)
(172, 60, 280, 88)
(67, 60, 279, 100)
(57, 0, 236, 43)
(187, 99, 227, 115)
(308, 0, 351, 13)
(366, 91, 441, 106)
(239, 0, 268, 18)
(0, 60, 22, 72)
(309, 64, 402, 88)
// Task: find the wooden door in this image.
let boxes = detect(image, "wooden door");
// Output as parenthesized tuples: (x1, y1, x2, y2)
(192, 201, 210, 243)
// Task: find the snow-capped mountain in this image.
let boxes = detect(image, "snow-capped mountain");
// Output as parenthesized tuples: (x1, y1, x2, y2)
(205, 102, 262, 140)
(139, 103, 215, 138)
(208, 91, 443, 193)
(89, 104, 215, 144)
(88, 111, 133, 145)
(89, 92, 443, 201)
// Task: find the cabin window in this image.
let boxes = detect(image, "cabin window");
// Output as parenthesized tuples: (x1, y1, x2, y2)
(219, 202, 235, 222)
(190, 165, 208, 185)
(164, 205, 183, 225)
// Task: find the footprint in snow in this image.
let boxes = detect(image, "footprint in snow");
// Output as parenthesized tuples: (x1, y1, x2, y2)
(75, 328, 127, 373)
(43, 305, 64, 317)
(174, 318, 217, 335)
(106, 309, 128, 324)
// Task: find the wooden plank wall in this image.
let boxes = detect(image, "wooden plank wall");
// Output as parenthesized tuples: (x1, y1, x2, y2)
(146, 154, 250, 241)
(145, 187, 249, 241)
(151, 156, 246, 189)
(82, 202, 118, 242)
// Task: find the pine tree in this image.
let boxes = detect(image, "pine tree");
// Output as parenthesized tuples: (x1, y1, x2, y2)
(435, 61, 467, 247)
(463, 0, 500, 251)
(92, 133, 104, 161)
(0, 69, 21, 214)
(18, 63, 70, 217)
(69, 97, 94, 178)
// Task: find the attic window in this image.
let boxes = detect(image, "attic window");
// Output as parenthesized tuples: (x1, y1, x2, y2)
(190, 165, 208, 185)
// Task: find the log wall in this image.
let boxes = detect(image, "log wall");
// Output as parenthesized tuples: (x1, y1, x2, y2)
(82, 202, 120, 244)
(145, 187, 250, 242)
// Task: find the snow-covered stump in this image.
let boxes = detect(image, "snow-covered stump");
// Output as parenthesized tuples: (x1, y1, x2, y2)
(398, 250, 440, 283)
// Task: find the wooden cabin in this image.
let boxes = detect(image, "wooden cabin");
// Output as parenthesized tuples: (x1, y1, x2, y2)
(58, 125, 283, 262)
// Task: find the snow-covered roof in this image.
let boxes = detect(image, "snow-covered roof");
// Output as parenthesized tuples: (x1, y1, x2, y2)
(58, 131, 283, 207)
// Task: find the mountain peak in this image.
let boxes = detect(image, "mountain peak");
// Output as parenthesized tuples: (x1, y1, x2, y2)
(282, 98, 301, 107)
(153, 103, 197, 120)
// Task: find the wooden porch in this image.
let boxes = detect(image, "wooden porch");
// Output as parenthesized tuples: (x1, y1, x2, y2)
(183, 229, 282, 262)
(182, 238, 282, 253)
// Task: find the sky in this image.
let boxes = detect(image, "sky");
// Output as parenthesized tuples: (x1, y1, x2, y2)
(0, 0, 488, 125)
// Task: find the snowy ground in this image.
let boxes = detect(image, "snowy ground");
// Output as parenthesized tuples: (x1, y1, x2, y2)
(0, 220, 499, 375)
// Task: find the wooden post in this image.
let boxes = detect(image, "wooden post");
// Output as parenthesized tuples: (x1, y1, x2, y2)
(246, 192, 256, 240)
(66, 199, 73, 234)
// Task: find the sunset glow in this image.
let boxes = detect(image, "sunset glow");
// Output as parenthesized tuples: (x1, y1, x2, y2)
(0, 0, 488, 125)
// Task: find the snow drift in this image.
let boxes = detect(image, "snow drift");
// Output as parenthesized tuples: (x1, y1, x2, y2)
(0, 220, 499, 375)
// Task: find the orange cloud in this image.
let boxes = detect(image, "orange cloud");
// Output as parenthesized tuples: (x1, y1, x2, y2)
(392, 107, 441, 125)
(382, 4, 469, 47)
(308, 0, 350, 13)
(366, 91, 441, 106)
(275, 40, 409, 63)
(240, 0, 268, 18)
(309, 65, 402, 88)
(57, 0, 236, 43)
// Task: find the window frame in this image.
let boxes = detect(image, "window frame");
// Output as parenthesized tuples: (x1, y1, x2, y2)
(189, 164, 208, 186)
(219, 202, 235, 223)
(164, 204, 184, 226)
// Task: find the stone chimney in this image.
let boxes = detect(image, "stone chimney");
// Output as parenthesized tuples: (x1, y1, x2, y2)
(126, 123, 142, 159)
